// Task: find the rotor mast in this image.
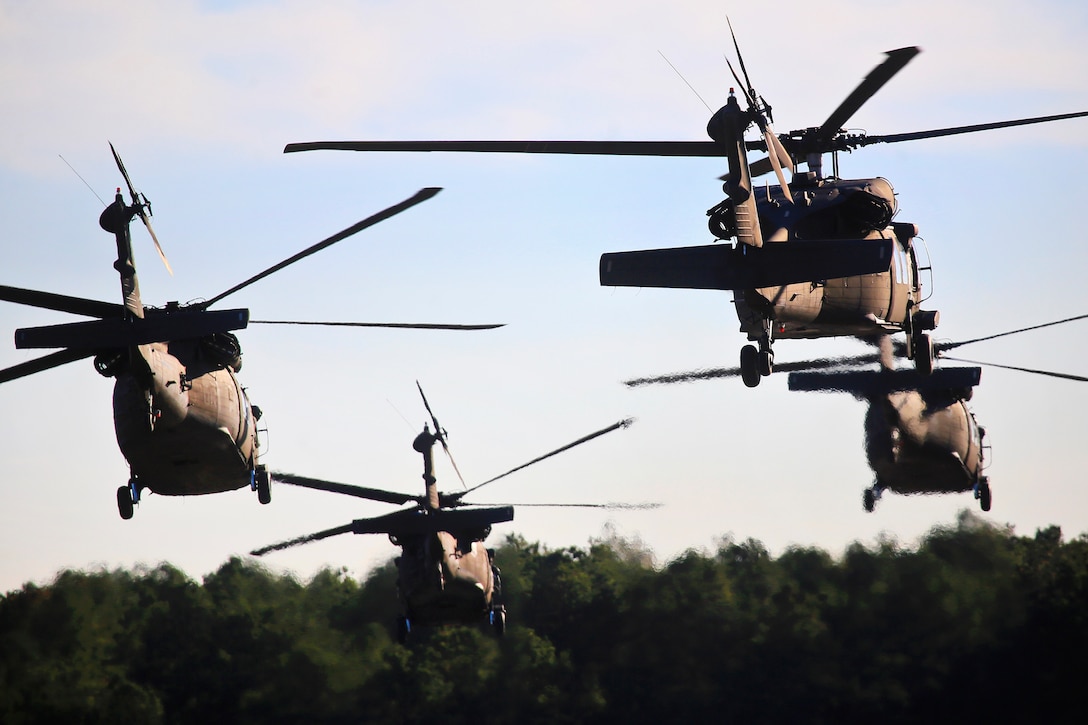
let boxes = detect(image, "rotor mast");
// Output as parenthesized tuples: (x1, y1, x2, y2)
(413, 425, 441, 511)
(98, 189, 144, 320)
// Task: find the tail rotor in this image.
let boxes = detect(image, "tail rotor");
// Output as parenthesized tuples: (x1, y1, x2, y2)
(109, 143, 172, 275)
(416, 381, 467, 488)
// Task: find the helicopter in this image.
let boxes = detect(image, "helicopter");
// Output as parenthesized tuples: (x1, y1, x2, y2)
(0, 146, 503, 520)
(250, 382, 646, 642)
(280, 35, 1088, 389)
(788, 336, 989, 512)
(625, 314, 1088, 511)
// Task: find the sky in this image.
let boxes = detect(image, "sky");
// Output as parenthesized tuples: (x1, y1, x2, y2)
(1, 0, 1087, 594)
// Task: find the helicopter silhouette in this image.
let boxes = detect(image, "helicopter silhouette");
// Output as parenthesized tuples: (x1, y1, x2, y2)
(788, 336, 989, 512)
(251, 382, 647, 642)
(0, 146, 503, 519)
(280, 31, 1088, 389)
(625, 314, 1088, 511)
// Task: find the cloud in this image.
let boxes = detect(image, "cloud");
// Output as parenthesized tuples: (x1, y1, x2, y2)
(3, 0, 1086, 178)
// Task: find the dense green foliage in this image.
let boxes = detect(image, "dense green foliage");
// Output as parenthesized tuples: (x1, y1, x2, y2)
(2, 512, 1085, 723)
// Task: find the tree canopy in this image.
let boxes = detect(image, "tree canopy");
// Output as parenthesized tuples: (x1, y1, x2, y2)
(2, 511, 1085, 723)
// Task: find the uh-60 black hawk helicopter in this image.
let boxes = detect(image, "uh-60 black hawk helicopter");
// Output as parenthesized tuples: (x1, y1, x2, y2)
(625, 313, 1088, 512)
(0, 146, 503, 519)
(251, 382, 650, 642)
(281, 37, 1088, 388)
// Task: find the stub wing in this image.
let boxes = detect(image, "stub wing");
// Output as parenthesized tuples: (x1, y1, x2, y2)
(788, 366, 982, 396)
(15, 308, 249, 350)
(599, 238, 893, 291)
(352, 506, 514, 536)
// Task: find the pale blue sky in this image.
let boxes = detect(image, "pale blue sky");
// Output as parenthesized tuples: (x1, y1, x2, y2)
(1, 0, 1087, 592)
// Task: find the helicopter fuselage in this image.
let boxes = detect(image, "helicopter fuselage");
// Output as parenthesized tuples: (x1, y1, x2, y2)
(733, 176, 922, 342)
(394, 530, 497, 627)
(112, 336, 259, 498)
(865, 391, 985, 497)
(788, 358, 990, 511)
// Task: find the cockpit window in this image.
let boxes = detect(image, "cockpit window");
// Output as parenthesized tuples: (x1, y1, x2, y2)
(893, 241, 909, 285)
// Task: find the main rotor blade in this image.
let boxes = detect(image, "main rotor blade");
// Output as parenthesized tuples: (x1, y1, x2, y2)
(416, 381, 466, 487)
(458, 417, 636, 498)
(203, 187, 441, 308)
(624, 354, 881, 387)
(0, 348, 95, 384)
(109, 142, 141, 210)
(138, 212, 172, 276)
(109, 142, 173, 275)
(727, 17, 756, 101)
(285, 140, 723, 157)
(271, 471, 417, 506)
(767, 131, 795, 174)
(856, 110, 1088, 147)
(764, 129, 793, 202)
(250, 320, 505, 330)
(816, 46, 921, 141)
(935, 313, 1088, 353)
(731, 126, 794, 184)
(939, 356, 1088, 382)
(0, 285, 122, 318)
(470, 501, 663, 510)
(250, 522, 356, 556)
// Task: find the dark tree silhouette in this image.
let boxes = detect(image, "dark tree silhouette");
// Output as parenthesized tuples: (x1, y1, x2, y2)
(1, 512, 1085, 724)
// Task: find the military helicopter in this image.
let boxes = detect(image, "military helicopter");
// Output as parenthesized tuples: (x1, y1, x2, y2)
(0, 146, 503, 519)
(789, 336, 989, 512)
(281, 34, 1088, 389)
(250, 382, 645, 642)
(626, 314, 1088, 511)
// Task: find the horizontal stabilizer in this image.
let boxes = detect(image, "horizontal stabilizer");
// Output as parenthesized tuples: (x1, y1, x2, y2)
(351, 506, 514, 536)
(599, 238, 893, 290)
(0, 285, 122, 318)
(789, 366, 982, 396)
(16, 308, 249, 349)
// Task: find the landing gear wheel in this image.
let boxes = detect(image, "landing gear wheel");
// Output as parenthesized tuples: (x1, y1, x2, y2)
(758, 349, 774, 377)
(863, 488, 875, 513)
(913, 332, 933, 376)
(117, 485, 134, 520)
(255, 466, 271, 505)
(740, 345, 760, 388)
(978, 480, 992, 512)
(491, 606, 506, 638)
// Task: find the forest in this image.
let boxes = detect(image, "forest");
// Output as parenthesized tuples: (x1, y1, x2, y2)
(1, 510, 1085, 724)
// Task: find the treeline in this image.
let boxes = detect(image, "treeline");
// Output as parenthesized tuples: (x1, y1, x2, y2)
(2, 511, 1085, 724)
